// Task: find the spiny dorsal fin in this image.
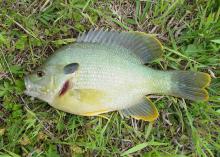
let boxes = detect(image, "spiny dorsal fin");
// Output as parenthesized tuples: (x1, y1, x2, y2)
(120, 97, 159, 121)
(77, 28, 163, 63)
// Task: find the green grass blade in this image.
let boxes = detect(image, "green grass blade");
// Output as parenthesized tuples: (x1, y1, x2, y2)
(121, 141, 168, 156)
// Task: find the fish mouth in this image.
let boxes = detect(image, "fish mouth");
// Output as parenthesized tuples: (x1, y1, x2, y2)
(24, 76, 40, 97)
(23, 76, 55, 104)
(24, 76, 30, 95)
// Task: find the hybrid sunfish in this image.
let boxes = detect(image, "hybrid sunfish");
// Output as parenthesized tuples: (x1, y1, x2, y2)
(24, 29, 211, 121)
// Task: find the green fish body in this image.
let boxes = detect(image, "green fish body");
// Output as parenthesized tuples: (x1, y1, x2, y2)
(25, 29, 211, 121)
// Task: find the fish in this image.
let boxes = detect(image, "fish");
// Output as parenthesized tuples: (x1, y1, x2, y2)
(24, 29, 211, 121)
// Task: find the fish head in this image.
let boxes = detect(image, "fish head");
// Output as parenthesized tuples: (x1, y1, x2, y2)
(24, 62, 79, 104)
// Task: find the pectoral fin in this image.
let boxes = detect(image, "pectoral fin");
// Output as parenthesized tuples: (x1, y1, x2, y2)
(120, 97, 159, 121)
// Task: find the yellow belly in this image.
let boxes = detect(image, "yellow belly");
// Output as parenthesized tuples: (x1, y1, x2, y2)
(51, 89, 111, 116)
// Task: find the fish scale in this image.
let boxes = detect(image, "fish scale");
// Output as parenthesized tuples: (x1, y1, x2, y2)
(24, 29, 210, 121)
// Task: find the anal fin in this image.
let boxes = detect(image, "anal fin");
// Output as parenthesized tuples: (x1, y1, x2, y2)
(120, 97, 159, 121)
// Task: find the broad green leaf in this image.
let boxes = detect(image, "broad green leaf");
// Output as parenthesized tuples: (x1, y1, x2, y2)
(211, 39, 220, 44)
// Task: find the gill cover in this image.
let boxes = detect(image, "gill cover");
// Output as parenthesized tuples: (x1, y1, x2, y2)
(59, 63, 79, 96)
(63, 63, 79, 74)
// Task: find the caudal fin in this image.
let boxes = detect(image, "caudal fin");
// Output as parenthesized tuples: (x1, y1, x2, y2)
(169, 71, 211, 101)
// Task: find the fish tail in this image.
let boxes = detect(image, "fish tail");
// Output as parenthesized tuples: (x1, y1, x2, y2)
(167, 71, 211, 101)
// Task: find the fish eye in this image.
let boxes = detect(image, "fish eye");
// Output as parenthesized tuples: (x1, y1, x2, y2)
(36, 71, 45, 77)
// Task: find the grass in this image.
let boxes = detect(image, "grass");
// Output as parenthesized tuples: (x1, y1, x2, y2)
(0, 0, 220, 156)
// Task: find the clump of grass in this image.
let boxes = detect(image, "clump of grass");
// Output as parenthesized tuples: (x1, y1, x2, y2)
(0, 0, 220, 156)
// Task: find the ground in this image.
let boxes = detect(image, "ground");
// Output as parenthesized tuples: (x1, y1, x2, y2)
(0, 0, 220, 156)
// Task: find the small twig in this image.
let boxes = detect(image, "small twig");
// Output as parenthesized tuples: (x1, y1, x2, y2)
(40, 0, 52, 12)
(111, 137, 132, 142)
(208, 69, 216, 78)
(162, 112, 172, 126)
(0, 72, 7, 79)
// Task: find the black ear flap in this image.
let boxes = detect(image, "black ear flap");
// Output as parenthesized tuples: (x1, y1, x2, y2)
(63, 63, 79, 74)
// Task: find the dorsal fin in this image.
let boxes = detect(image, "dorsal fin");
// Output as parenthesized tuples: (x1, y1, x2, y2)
(76, 28, 163, 63)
